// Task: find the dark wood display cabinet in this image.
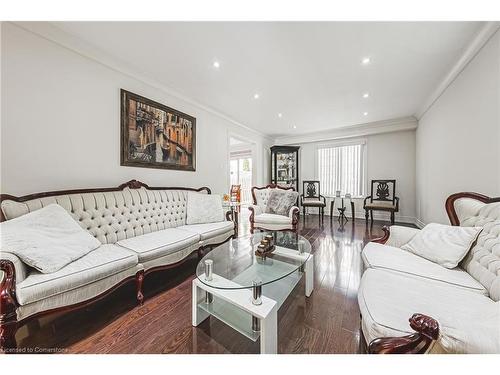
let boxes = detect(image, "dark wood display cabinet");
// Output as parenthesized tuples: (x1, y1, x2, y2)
(270, 145, 300, 192)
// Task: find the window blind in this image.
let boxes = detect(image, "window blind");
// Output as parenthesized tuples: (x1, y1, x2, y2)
(317, 143, 365, 197)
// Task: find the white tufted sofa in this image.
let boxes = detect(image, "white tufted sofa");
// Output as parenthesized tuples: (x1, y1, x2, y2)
(0, 180, 235, 350)
(358, 192, 500, 354)
(248, 185, 300, 234)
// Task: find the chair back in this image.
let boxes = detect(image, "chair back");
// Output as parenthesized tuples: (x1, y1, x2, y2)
(303, 180, 321, 200)
(370, 180, 396, 204)
(251, 184, 295, 207)
(230, 184, 241, 203)
(446, 192, 500, 301)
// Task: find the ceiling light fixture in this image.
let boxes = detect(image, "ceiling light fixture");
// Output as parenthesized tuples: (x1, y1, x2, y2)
(213, 61, 220, 69)
(293, 125, 297, 129)
(278, 113, 282, 118)
(361, 57, 371, 65)
(363, 92, 370, 98)
(253, 93, 260, 99)
(363, 112, 368, 116)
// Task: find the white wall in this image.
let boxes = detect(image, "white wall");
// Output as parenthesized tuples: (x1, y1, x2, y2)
(292, 129, 416, 223)
(416, 29, 500, 225)
(1, 23, 272, 196)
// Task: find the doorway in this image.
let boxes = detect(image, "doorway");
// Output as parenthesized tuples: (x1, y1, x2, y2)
(228, 136, 255, 205)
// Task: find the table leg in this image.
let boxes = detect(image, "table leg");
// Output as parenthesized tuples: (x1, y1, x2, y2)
(260, 306, 277, 354)
(305, 255, 314, 297)
(350, 200, 355, 221)
(192, 282, 210, 326)
(232, 207, 239, 237)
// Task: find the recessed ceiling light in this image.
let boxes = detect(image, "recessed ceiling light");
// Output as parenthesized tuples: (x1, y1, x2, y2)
(361, 57, 371, 65)
(253, 93, 260, 99)
(292, 125, 297, 129)
(363, 92, 370, 98)
(363, 112, 368, 116)
(213, 61, 220, 69)
(278, 113, 282, 118)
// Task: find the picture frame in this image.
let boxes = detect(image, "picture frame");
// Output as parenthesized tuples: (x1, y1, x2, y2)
(120, 89, 196, 171)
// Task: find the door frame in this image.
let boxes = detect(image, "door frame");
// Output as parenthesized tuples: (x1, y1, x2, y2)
(227, 132, 257, 196)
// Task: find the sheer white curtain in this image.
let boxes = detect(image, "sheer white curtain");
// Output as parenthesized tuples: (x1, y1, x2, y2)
(317, 143, 365, 197)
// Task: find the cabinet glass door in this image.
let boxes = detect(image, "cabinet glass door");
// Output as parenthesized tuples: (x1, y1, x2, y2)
(276, 152, 296, 186)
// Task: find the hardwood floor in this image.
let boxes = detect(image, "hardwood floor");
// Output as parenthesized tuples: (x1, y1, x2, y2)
(16, 214, 394, 354)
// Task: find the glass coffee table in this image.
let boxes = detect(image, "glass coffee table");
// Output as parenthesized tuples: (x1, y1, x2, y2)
(192, 231, 313, 354)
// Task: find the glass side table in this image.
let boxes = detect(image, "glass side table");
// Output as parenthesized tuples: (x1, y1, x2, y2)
(330, 195, 355, 222)
(222, 201, 241, 236)
(192, 231, 313, 354)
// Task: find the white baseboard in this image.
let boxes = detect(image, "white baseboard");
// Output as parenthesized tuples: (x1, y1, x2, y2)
(306, 210, 419, 226)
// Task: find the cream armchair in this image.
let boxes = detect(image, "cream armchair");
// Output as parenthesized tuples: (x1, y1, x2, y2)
(248, 185, 300, 234)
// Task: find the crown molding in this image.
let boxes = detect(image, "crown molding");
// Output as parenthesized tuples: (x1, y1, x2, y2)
(274, 116, 417, 145)
(10, 21, 272, 141)
(416, 21, 500, 119)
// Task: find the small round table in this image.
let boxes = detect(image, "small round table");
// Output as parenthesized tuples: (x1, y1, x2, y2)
(222, 201, 241, 236)
(330, 196, 355, 222)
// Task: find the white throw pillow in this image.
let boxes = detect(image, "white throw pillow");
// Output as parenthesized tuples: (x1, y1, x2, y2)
(186, 192, 224, 225)
(0, 204, 101, 273)
(401, 223, 482, 269)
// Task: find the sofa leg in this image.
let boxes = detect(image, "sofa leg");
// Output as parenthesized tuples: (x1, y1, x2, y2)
(1, 259, 19, 352)
(135, 270, 145, 306)
(0, 318, 18, 353)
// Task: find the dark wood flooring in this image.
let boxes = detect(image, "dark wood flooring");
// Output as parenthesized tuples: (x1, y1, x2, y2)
(16, 214, 393, 354)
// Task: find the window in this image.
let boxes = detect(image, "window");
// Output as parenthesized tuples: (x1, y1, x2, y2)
(317, 141, 366, 197)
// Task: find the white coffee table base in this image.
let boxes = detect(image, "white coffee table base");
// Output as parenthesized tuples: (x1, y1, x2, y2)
(192, 253, 314, 354)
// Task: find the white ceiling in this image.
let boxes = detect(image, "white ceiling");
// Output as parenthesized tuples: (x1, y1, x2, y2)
(53, 22, 483, 137)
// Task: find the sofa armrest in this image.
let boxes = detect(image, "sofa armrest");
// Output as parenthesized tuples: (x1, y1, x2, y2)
(368, 314, 440, 354)
(371, 225, 420, 247)
(289, 206, 300, 230)
(385, 225, 420, 248)
(1, 252, 27, 284)
(288, 205, 299, 218)
(1, 258, 19, 320)
(363, 196, 372, 209)
(248, 205, 263, 217)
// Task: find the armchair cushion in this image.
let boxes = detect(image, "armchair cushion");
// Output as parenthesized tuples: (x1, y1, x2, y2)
(362, 242, 488, 295)
(265, 189, 298, 216)
(358, 268, 497, 353)
(365, 201, 397, 209)
(302, 198, 326, 207)
(401, 223, 482, 269)
(254, 213, 292, 225)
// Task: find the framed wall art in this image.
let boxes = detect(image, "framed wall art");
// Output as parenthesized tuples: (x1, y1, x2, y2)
(120, 89, 196, 171)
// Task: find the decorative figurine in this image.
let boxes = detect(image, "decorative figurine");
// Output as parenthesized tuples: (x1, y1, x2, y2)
(255, 235, 276, 258)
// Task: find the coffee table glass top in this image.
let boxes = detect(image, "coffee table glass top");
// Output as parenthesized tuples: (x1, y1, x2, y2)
(196, 231, 311, 290)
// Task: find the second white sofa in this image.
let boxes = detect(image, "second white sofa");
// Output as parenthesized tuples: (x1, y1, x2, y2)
(358, 192, 500, 354)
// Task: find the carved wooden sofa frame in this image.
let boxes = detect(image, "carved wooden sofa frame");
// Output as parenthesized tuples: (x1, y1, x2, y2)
(0, 180, 236, 351)
(365, 192, 500, 354)
(248, 184, 300, 234)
